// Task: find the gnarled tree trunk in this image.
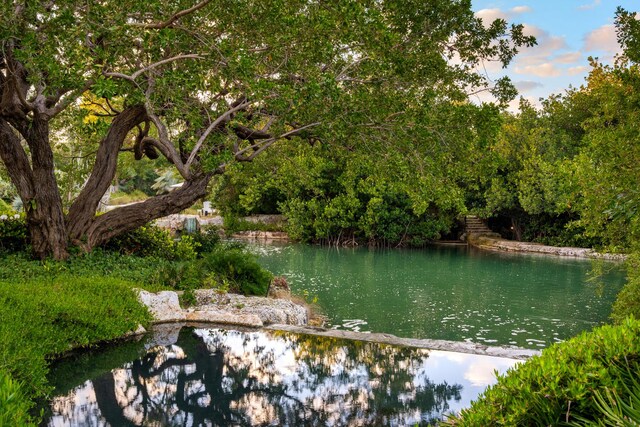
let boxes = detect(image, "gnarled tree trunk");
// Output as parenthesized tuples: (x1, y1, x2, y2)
(84, 174, 212, 249)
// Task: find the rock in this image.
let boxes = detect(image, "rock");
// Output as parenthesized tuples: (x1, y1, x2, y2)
(268, 276, 291, 299)
(186, 309, 263, 327)
(137, 290, 186, 322)
(148, 323, 183, 347)
(267, 325, 540, 360)
(194, 289, 308, 326)
(137, 288, 308, 327)
(469, 236, 627, 261)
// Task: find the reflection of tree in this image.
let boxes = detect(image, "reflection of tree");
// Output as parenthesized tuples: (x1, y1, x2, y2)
(47, 327, 463, 426)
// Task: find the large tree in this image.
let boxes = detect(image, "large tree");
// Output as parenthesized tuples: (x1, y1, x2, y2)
(0, 0, 533, 259)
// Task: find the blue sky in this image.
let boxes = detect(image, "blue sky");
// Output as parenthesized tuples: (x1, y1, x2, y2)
(471, 0, 639, 108)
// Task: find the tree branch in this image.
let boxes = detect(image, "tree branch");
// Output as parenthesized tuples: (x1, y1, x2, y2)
(130, 0, 213, 30)
(184, 100, 252, 170)
(234, 122, 321, 161)
(45, 80, 95, 119)
(104, 54, 203, 82)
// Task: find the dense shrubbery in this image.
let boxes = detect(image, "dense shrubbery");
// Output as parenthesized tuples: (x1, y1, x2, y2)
(0, 370, 32, 426)
(0, 223, 274, 423)
(154, 243, 272, 297)
(0, 274, 151, 424)
(610, 252, 640, 323)
(0, 216, 28, 253)
(445, 317, 640, 425)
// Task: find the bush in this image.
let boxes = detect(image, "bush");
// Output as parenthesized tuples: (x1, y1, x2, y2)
(0, 217, 28, 253)
(191, 225, 222, 254)
(569, 360, 640, 426)
(0, 370, 33, 426)
(0, 273, 151, 424)
(611, 252, 640, 323)
(102, 224, 200, 260)
(154, 244, 273, 296)
(445, 317, 640, 425)
(201, 247, 273, 296)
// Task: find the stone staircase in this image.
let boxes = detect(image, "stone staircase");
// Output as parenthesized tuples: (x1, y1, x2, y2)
(464, 215, 497, 237)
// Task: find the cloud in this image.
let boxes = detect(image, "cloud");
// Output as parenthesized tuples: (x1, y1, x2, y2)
(578, 0, 601, 11)
(514, 80, 543, 92)
(511, 6, 533, 14)
(515, 63, 562, 77)
(475, 6, 532, 26)
(512, 25, 570, 75)
(584, 24, 621, 55)
(554, 52, 582, 64)
(567, 66, 590, 76)
(475, 8, 509, 24)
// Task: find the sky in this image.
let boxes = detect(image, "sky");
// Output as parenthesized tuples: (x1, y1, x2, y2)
(471, 0, 639, 109)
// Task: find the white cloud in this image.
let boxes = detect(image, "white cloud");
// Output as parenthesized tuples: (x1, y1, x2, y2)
(512, 25, 570, 74)
(475, 6, 532, 26)
(514, 80, 543, 92)
(476, 8, 509, 24)
(554, 52, 582, 64)
(567, 65, 590, 76)
(511, 6, 533, 14)
(515, 62, 562, 77)
(578, 0, 601, 11)
(584, 24, 621, 55)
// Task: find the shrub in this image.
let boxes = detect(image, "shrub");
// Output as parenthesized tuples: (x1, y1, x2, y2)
(200, 246, 273, 296)
(102, 224, 199, 260)
(0, 274, 151, 424)
(445, 317, 640, 425)
(191, 225, 222, 254)
(569, 360, 640, 426)
(0, 217, 28, 253)
(0, 370, 33, 426)
(153, 243, 273, 296)
(153, 261, 203, 290)
(611, 252, 640, 323)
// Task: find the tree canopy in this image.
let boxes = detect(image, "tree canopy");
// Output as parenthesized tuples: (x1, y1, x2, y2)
(0, 0, 534, 259)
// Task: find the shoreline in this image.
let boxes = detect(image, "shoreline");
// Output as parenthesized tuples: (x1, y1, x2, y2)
(135, 289, 539, 360)
(468, 235, 627, 261)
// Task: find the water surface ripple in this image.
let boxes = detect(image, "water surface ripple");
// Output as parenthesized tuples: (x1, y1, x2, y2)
(253, 243, 626, 349)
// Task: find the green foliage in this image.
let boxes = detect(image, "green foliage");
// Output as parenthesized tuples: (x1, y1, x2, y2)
(190, 225, 222, 254)
(153, 260, 203, 290)
(0, 370, 34, 426)
(0, 270, 151, 423)
(446, 317, 640, 425)
(154, 244, 273, 296)
(201, 247, 273, 296)
(102, 224, 199, 260)
(570, 360, 640, 426)
(0, 217, 28, 253)
(611, 252, 640, 323)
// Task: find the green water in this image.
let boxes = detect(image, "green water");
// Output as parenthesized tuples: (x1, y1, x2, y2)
(253, 243, 626, 349)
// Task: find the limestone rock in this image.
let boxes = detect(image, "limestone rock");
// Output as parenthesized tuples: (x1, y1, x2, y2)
(194, 290, 308, 326)
(137, 290, 186, 322)
(186, 309, 263, 327)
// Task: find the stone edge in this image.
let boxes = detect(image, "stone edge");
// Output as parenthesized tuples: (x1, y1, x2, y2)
(265, 324, 540, 360)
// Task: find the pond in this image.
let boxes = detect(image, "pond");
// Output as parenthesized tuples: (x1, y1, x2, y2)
(43, 325, 518, 427)
(253, 243, 626, 349)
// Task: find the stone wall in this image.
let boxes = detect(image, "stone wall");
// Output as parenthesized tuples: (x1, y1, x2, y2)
(469, 235, 626, 261)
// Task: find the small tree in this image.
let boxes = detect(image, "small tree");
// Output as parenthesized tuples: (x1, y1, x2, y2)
(0, 0, 533, 259)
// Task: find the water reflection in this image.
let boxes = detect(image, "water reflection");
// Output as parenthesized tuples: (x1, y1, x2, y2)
(44, 327, 517, 426)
